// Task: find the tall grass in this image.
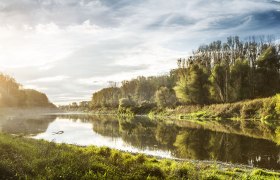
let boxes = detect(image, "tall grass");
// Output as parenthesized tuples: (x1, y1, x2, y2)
(151, 95, 280, 122)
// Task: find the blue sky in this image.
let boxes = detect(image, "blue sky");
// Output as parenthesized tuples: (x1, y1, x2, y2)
(0, 0, 279, 104)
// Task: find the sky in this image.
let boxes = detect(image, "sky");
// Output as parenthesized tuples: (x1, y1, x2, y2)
(0, 0, 280, 105)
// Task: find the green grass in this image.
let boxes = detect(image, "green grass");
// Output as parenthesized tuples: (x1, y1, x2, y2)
(89, 95, 280, 124)
(150, 95, 280, 123)
(0, 133, 280, 179)
(178, 111, 214, 120)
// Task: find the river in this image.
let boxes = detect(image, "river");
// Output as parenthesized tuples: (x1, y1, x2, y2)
(0, 113, 280, 170)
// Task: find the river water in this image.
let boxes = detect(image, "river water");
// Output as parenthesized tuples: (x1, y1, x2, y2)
(1, 113, 280, 170)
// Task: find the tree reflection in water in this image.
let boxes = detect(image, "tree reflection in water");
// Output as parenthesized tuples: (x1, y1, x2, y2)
(2, 114, 280, 170)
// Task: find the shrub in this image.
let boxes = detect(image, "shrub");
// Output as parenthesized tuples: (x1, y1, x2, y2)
(135, 154, 146, 164)
(119, 98, 136, 109)
(134, 101, 156, 114)
(97, 147, 111, 157)
(260, 97, 277, 121)
(240, 100, 263, 119)
(172, 165, 189, 179)
(144, 164, 165, 179)
(118, 98, 137, 116)
(155, 87, 177, 108)
(275, 94, 280, 115)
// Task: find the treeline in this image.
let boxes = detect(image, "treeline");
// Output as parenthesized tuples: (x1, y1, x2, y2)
(0, 73, 56, 108)
(60, 75, 178, 111)
(91, 75, 177, 108)
(59, 101, 91, 111)
(67, 36, 280, 111)
(175, 35, 280, 104)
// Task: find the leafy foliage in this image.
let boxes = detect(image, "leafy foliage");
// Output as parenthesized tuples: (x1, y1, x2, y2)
(155, 87, 176, 108)
(0, 73, 55, 108)
(91, 75, 177, 109)
(174, 65, 210, 104)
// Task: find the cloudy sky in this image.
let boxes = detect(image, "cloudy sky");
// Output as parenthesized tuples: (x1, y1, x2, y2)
(0, 0, 280, 104)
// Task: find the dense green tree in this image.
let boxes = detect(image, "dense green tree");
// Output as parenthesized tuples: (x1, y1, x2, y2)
(155, 87, 177, 108)
(0, 73, 54, 108)
(174, 65, 210, 104)
(24, 89, 55, 108)
(0, 74, 22, 107)
(229, 59, 251, 101)
(255, 46, 280, 97)
(91, 87, 121, 108)
(120, 80, 137, 100)
(91, 74, 176, 108)
(119, 97, 136, 109)
(135, 76, 156, 103)
(209, 64, 228, 103)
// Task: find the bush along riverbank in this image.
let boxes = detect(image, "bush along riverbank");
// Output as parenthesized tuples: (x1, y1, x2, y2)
(86, 94, 280, 123)
(149, 94, 280, 122)
(60, 94, 280, 123)
(1, 133, 280, 179)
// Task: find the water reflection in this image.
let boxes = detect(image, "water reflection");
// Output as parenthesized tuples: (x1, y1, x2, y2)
(34, 118, 173, 158)
(0, 115, 56, 135)
(1, 114, 280, 170)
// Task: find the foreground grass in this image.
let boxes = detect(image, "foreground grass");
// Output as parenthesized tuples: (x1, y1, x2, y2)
(0, 134, 280, 179)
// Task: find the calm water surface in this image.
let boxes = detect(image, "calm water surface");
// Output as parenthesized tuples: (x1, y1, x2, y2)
(1, 114, 280, 170)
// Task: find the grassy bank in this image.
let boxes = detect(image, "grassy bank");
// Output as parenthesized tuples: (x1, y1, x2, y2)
(0, 133, 280, 179)
(149, 95, 280, 122)
(83, 95, 280, 123)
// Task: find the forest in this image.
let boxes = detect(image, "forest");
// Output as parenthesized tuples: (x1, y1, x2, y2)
(74, 36, 280, 113)
(0, 73, 56, 108)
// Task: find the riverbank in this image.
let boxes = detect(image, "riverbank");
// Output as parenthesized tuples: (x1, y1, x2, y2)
(0, 133, 279, 179)
(150, 95, 280, 122)
(83, 95, 280, 123)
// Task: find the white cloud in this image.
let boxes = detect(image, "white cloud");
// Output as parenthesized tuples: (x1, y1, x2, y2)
(23, 84, 49, 91)
(0, 20, 106, 69)
(0, 0, 279, 104)
(26, 75, 69, 83)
